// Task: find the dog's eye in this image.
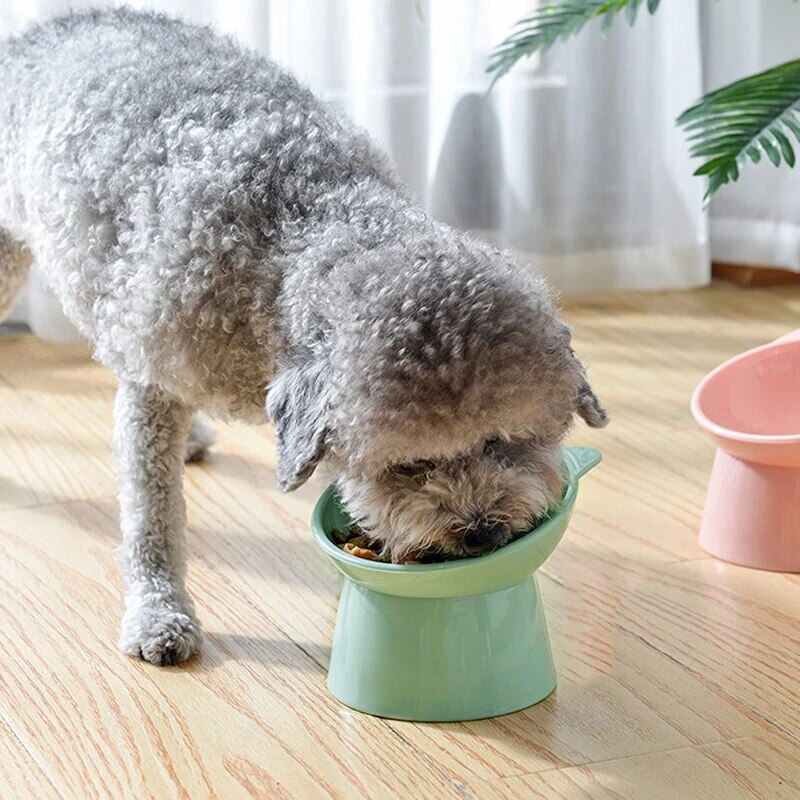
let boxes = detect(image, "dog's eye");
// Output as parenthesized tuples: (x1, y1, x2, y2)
(484, 438, 504, 456)
(389, 459, 436, 478)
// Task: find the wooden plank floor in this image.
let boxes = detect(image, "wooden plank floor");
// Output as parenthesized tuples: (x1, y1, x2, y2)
(1, 283, 800, 799)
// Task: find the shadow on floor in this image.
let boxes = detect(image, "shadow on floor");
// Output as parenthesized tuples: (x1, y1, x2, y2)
(191, 632, 330, 676)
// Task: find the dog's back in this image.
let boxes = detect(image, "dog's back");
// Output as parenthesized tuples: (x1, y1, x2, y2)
(0, 8, 403, 414)
(0, 7, 304, 263)
(1, 9, 255, 212)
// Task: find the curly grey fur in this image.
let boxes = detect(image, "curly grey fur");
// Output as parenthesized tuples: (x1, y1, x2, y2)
(114, 382, 201, 665)
(0, 9, 606, 663)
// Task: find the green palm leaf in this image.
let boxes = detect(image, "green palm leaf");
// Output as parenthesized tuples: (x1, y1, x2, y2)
(677, 60, 800, 201)
(487, 0, 661, 87)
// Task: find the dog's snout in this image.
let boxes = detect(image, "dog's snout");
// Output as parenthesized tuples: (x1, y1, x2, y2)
(463, 522, 507, 554)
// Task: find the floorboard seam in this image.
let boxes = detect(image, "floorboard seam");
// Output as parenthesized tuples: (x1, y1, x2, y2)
(0, 709, 66, 800)
(487, 735, 758, 784)
(615, 623, 799, 747)
(381, 722, 477, 800)
(0, 493, 119, 517)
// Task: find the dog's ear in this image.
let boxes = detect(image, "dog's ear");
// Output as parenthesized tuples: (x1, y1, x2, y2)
(267, 360, 332, 491)
(576, 377, 609, 428)
(569, 349, 609, 428)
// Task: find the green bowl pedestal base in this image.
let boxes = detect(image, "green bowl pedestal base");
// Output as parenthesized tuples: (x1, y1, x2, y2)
(327, 575, 557, 722)
(314, 447, 602, 721)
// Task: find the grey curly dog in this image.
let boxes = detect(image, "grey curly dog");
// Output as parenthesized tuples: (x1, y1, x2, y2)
(0, 8, 607, 665)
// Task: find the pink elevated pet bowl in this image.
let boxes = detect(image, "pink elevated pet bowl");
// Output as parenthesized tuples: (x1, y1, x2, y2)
(691, 329, 800, 571)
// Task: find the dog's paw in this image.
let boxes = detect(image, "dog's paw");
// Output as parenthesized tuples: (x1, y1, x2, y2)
(184, 414, 215, 463)
(120, 598, 202, 666)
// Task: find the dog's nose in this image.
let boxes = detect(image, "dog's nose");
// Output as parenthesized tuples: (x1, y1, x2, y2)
(463, 523, 507, 554)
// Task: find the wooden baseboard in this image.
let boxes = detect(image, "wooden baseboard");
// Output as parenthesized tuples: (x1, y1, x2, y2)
(713, 261, 800, 287)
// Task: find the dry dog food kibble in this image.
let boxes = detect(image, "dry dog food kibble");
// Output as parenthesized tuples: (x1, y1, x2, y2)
(332, 524, 425, 563)
(342, 542, 379, 560)
(331, 524, 446, 564)
(332, 525, 382, 560)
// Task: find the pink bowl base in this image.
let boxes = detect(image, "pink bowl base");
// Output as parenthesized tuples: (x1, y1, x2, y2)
(699, 449, 800, 572)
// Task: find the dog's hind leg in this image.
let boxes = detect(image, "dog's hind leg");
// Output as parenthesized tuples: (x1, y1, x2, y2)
(114, 381, 202, 665)
(184, 413, 215, 463)
(0, 228, 32, 320)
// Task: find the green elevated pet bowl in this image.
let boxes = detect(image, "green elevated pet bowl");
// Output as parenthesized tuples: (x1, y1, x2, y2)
(311, 446, 601, 721)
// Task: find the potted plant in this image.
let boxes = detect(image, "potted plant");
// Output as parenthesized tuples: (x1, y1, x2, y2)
(489, 0, 800, 203)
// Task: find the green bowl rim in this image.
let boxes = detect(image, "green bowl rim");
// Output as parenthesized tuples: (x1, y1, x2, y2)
(311, 460, 583, 575)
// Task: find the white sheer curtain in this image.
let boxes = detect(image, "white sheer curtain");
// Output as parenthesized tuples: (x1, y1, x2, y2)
(1, 0, 710, 338)
(703, 0, 800, 271)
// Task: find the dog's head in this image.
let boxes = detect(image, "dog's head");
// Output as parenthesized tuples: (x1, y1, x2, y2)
(268, 228, 607, 561)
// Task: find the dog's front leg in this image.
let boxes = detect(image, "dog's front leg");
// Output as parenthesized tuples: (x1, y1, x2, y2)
(114, 381, 201, 665)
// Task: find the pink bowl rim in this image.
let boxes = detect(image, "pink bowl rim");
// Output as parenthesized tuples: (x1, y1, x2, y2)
(691, 338, 800, 445)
